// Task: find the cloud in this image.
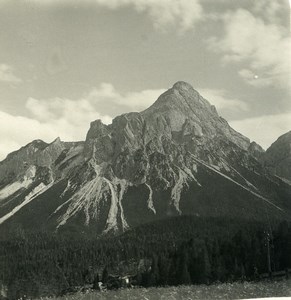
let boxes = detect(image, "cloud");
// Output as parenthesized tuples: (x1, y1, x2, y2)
(0, 111, 55, 161)
(197, 88, 249, 119)
(208, 8, 290, 91)
(238, 69, 275, 88)
(87, 83, 165, 111)
(25, 83, 165, 123)
(25, 96, 112, 126)
(100, 0, 203, 32)
(26, 0, 203, 32)
(230, 112, 291, 150)
(0, 64, 22, 84)
(253, 0, 287, 24)
(0, 83, 165, 160)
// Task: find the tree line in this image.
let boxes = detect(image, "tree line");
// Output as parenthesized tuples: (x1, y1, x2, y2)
(0, 216, 290, 299)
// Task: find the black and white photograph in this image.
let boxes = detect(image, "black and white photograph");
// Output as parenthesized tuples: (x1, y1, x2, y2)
(0, 0, 290, 299)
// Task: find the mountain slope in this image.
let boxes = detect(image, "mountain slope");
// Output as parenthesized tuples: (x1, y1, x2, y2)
(263, 131, 291, 182)
(0, 82, 290, 234)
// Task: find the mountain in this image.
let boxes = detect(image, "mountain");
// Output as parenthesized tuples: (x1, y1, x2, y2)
(0, 81, 290, 235)
(263, 131, 291, 182)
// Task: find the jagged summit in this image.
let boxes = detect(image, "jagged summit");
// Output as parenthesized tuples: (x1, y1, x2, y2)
(143, 81, 210, 115)
(173, 81, 194, 90)
(52, 137, 62, 144)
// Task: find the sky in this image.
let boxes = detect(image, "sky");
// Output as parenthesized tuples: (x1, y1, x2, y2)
(0, 0, 290, 160)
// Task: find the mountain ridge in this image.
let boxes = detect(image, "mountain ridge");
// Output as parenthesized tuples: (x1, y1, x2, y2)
(0, 81, 290, 234)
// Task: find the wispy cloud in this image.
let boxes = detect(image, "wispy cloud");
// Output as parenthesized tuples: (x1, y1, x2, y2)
(197, 88, 249, 119)
(208, 8, 290, 91)
(96, 0, 203, 32)
(27, 0, 203, 32)
(87, 83, 165, 111)
(0, 64, 22, 84)
(253, 0, 287, 24)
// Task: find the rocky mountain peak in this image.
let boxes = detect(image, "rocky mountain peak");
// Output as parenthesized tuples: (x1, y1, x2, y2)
(140, 81, 250, 150)
(172, 80, 194, 90)
(144, 81, 208, 115)
(51, 137, 62, 144)
(84, 120, 112, 161)
(86, 120, 109, 140)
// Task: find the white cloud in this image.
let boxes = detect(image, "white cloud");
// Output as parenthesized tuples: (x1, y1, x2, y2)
(0, 64, 22, 84)
(208, 8, 290, 91)
(0, 107, 110, 161)
(103, 0, 203, 32)
(230, 112, 291, 150)
(27, 0, 203, 32)
(0, 111, 53, 161)
(87, 83, 165, 111)
(197, 88, 249, 118)
(253, 0, 287, 24)
(25, 96, 112, 126)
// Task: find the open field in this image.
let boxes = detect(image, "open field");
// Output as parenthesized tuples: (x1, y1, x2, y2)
(44, 279, 291, 300)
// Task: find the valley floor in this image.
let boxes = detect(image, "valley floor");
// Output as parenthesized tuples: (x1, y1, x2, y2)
(43, 279, 291, 300)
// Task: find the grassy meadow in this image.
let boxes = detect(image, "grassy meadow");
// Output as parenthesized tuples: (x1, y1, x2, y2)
(43, 279, 291, 300)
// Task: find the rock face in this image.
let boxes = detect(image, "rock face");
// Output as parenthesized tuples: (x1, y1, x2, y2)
(264, 131, 291, 182)
(248, 142, 265, 160)
(0, 82, 290, 234)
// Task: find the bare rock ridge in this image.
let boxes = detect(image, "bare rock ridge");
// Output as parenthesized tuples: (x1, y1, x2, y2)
(0, 81, 290, 234)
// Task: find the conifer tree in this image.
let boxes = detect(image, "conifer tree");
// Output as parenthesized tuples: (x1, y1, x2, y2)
(102, 267, 108, 284)
(177, 249, 191, 285)
(92, 273, 100, 290)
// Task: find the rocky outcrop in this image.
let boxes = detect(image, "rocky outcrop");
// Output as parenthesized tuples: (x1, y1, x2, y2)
(248, 142, 265, 160)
